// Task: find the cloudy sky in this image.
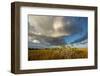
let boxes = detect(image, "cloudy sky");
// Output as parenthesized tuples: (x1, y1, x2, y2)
(28, 15, 88, 48)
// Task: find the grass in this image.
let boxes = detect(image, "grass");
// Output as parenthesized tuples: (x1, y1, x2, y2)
(28, 48, 88, 60)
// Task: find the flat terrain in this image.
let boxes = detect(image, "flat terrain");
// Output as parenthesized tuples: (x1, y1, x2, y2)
(28, 48, 88, 60)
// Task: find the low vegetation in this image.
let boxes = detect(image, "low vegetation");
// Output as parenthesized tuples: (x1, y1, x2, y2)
(28, 47, 88, 60)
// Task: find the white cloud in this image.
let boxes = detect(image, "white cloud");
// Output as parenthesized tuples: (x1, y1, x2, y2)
(32, 40, 40, 43)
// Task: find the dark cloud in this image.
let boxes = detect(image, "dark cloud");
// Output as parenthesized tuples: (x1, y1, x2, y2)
(28, 15, 88, 48)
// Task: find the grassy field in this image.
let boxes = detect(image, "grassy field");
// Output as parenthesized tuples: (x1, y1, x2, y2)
(28, 48, 88, 60)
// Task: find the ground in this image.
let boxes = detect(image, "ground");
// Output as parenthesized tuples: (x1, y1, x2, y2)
(28, 47, 88, 60)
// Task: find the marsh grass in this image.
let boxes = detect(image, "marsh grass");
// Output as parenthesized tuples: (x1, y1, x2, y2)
(28, 47, 88, 60)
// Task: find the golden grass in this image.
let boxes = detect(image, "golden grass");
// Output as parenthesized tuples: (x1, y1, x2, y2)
(28, 48, 88, 60)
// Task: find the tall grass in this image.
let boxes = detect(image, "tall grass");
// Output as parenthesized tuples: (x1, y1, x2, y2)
(28, 48, 88, 60)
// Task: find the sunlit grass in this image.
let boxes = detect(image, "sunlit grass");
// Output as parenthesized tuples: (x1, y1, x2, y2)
(28, 47, 88, 60)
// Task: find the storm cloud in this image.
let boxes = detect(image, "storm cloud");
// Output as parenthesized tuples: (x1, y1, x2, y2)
(28, 15, 88, 48)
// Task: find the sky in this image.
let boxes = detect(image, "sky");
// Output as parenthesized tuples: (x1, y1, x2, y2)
(28, 15, 88, 48)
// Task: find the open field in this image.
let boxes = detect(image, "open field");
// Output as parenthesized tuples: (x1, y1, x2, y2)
(28, 48, 88, 60)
